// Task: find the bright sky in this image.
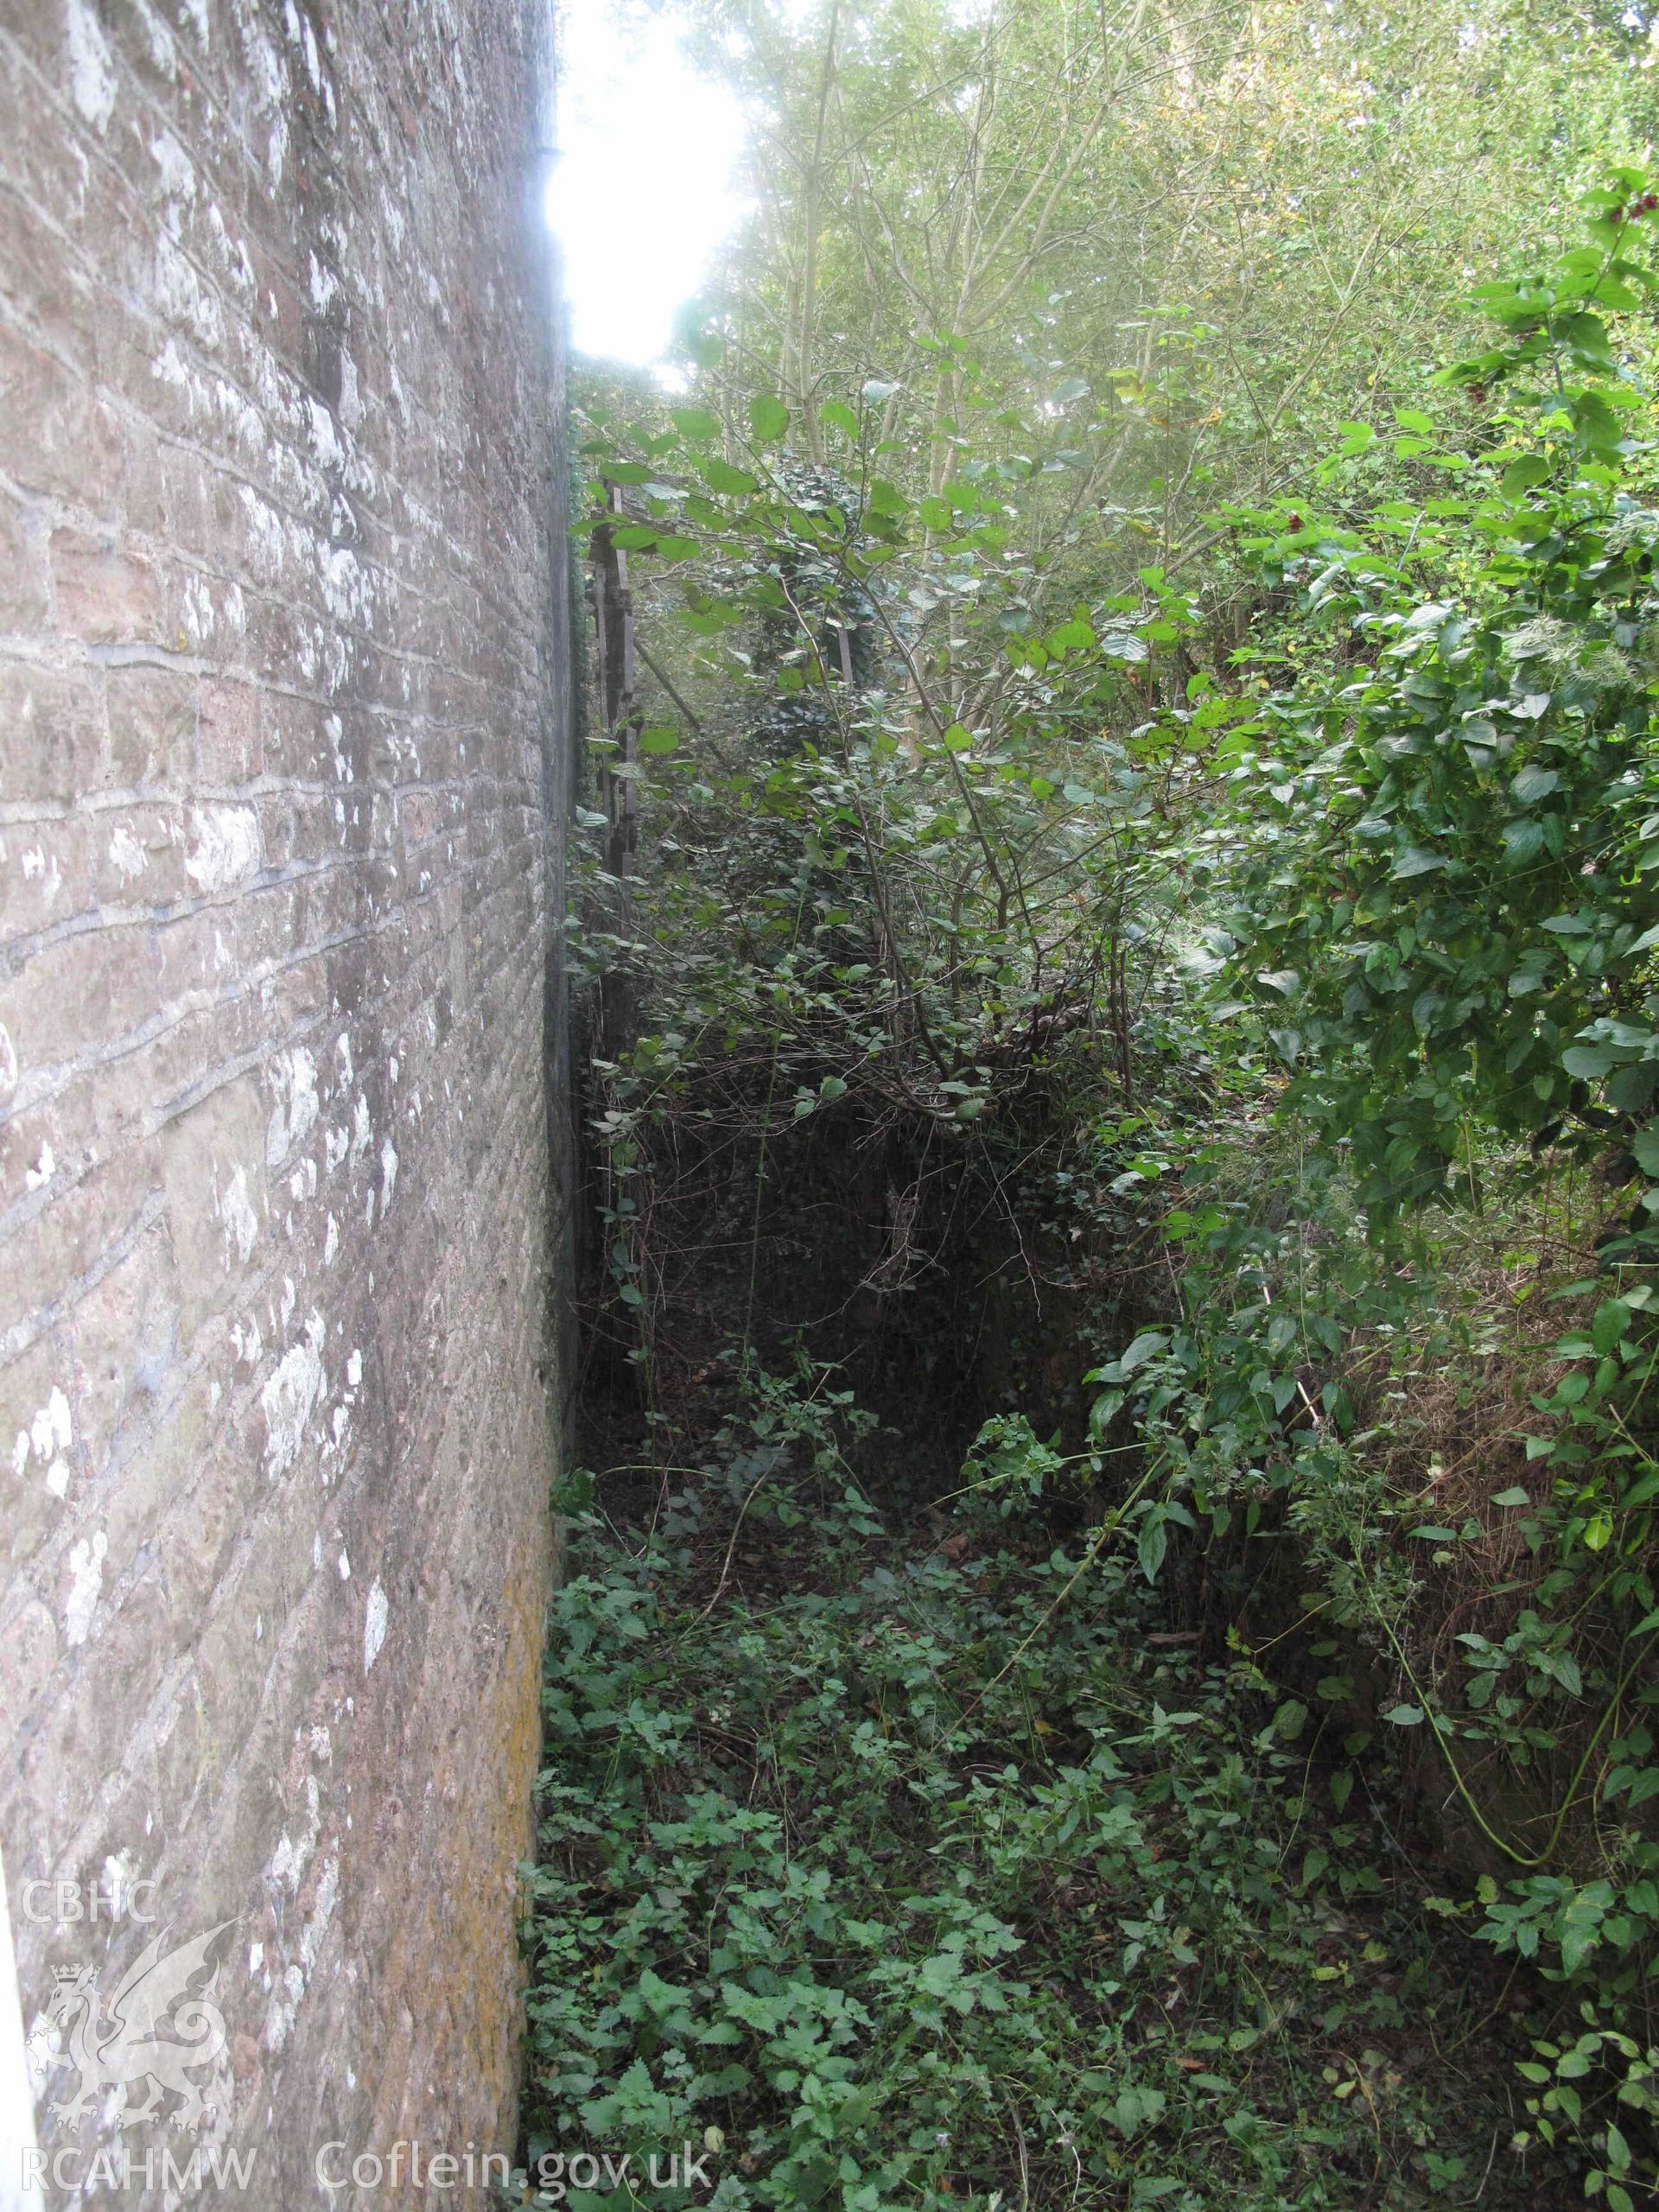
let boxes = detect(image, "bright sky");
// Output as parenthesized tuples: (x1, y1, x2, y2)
(548, 5, 749, 367)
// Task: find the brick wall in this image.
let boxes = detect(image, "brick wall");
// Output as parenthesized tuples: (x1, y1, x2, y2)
(0, 0, 568, 2201)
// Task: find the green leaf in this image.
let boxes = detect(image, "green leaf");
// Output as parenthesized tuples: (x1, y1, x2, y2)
(1592, 1298, 1633, 1355)
(639, 728, 679, 756)
(1382, 1704, 1424, 1726)
(1510, 764, 1560, 803)
(1572, 388, 1622, 453)
(1501, 818, 1545, 867)
(1607, 1063, 1658, 1114)
(1393, 847, 1446, 879)
(671, 407, 721, 442)
(1563, 1046, 1618, 1078)
(750, 393, 789, 442)
(701, 458, 760, 497)
(1137, 1510, 1168, 1585)
(1500, 454, 1551, 497)
(820, 398, 858, 435)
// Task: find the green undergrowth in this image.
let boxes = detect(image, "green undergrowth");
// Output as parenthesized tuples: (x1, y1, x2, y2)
(517, 1376, 1570, 2212)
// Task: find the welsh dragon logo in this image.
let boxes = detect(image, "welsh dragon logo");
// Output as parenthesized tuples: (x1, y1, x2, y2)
(35, 1921, 235, 2134)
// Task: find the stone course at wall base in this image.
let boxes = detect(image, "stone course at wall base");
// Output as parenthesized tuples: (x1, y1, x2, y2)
(0, 0, 567, 2200)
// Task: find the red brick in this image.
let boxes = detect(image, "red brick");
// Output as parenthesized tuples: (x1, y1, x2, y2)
(0, 321, 122, 510)
(0, 920, 164, 1073)
(105, 661, 196, 788)
(0, 661, 103, 804)
(0, 490, 48, 631)
(197, 675, 262, 781)
(50, 527, 164, 645)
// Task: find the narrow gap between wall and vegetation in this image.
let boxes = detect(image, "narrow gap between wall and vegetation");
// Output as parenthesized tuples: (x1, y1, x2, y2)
(515, 11, 1659, 2209)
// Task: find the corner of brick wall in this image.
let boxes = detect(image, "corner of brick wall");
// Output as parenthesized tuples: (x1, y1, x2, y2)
(0, 0, 568, 2198)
